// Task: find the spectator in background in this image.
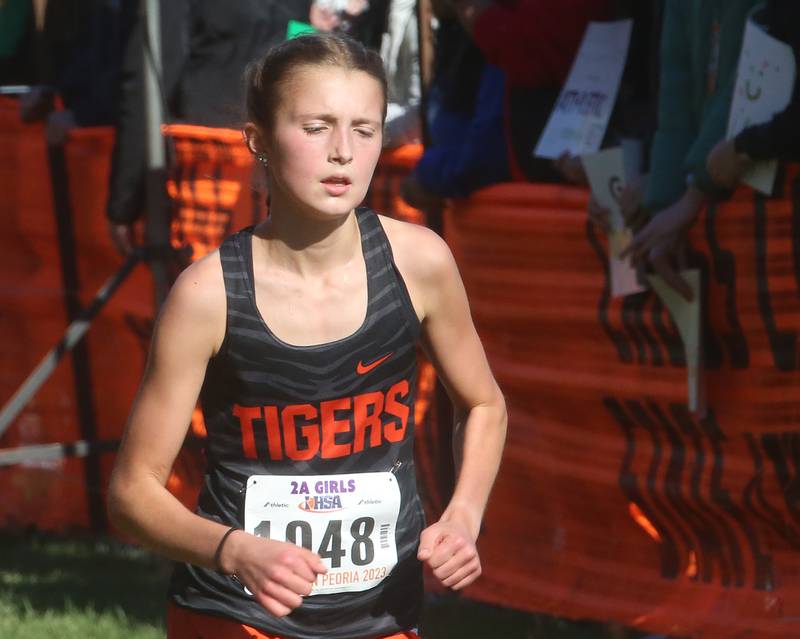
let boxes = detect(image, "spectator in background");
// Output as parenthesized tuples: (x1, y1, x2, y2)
(310, 0, 389, 49)
(380, 0, 422, 147)
(623, 0, 760, 300)
(107, 0, 312, 256)
(0, 0, 36, 85)
(309, 0, 421, 147)
(608, 0, 664, 148)
(582, 0, 666, 230)
(706, 0, 800, 189)
(450, 0, 612, 184)
(12, 0, 125, 145)
(401, 1, 509, 209)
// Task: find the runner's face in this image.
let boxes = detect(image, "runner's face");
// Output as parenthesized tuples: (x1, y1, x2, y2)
(264, 65, 384, 221)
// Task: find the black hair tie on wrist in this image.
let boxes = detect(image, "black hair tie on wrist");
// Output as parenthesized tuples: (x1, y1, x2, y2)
(214, 526, 241, 574)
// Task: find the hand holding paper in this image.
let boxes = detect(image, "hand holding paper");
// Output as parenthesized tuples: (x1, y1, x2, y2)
(707, 138, 753, 190)
(621, 186, 706, 302)
(581, 147, 645, 298)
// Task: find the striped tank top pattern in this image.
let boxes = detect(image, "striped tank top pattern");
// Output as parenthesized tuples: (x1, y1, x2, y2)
(169, 208, 426, 639)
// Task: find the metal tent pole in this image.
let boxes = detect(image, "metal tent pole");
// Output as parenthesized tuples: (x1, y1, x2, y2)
(142, 0, 171, 307)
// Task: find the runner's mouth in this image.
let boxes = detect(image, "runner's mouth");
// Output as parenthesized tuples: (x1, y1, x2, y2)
(321, 175, 352, 184)
(321, 176, 352, 195)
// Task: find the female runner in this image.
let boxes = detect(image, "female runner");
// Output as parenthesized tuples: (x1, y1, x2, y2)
(108, 32, 506, 639)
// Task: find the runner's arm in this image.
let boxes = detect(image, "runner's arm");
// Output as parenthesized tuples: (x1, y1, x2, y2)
(416, 231, 507, 540)
(387, 219, 506, 589)
(107, 255, 326, 615)
(107, 255, 230, 569)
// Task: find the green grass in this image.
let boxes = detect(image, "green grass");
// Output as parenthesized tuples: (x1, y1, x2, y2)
(0, 534, 169, 639)
(0, 534, 645, 639)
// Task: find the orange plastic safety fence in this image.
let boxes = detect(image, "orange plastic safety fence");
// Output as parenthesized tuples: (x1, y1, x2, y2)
(364, 144, 427, 226)
(439, 168, 800, 638)
(163, 124, 264, 262)
(0, 98, 155, 531)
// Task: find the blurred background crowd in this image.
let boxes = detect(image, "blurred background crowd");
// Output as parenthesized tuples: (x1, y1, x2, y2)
(2, 6, 800, 637)
(1, 0, 799, 292)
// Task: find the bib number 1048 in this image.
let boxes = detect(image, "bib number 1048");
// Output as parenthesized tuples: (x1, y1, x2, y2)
(243, 472, 401, 594)
(254, 516, 377, 568)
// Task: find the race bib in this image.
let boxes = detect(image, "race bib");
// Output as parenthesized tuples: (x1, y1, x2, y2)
(243, 472, 401, 595)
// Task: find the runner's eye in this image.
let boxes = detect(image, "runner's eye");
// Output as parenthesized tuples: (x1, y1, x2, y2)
(304, 125, 327, 135)
(355, 127, 375, 139)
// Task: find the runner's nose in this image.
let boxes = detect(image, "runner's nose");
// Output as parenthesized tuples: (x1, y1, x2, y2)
(329, 127, 353, 165)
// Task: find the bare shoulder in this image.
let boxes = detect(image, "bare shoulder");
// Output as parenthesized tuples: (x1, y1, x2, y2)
(377, 214, 461, 321)
(159, 250, 227, 354)
(168, 250, 225, 311)
(377, 214, 456, 283)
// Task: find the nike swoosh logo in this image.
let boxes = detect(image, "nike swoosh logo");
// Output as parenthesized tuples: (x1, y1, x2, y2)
(356, 353, 394, 375)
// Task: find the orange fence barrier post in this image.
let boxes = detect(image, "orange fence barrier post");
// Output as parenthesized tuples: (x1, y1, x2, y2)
(439, 171, 800, 638)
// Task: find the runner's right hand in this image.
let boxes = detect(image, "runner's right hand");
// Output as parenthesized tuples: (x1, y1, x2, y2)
(219, 531, 327, 617)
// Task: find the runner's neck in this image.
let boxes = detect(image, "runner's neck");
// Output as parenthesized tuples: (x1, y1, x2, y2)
(254, 207, 362, 279)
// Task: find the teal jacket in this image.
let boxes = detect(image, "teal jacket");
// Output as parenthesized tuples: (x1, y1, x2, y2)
(644, 0, 760, 213)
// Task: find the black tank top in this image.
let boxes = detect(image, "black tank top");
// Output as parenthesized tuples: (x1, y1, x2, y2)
(169, 208, 425, 639)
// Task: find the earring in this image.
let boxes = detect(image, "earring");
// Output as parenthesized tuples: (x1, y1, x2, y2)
(255, 152, 268, 166)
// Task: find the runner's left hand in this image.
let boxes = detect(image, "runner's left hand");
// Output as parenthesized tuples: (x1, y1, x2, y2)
(417, 520, 481, 590)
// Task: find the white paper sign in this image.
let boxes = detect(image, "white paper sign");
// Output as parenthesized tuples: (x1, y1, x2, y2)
(244, 472, 401, 595)
(581, 147, 645, 297)
(727, 8, 796, 194)
(608, 231, 645, 298)
(581, 147, 626, 232)
(648, 270, 703, 416)
(534, 20, 632, 159)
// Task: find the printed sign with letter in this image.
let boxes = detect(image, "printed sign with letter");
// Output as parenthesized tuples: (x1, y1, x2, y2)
(534, 20, 632, 160)
(581, 146, 645, 298)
